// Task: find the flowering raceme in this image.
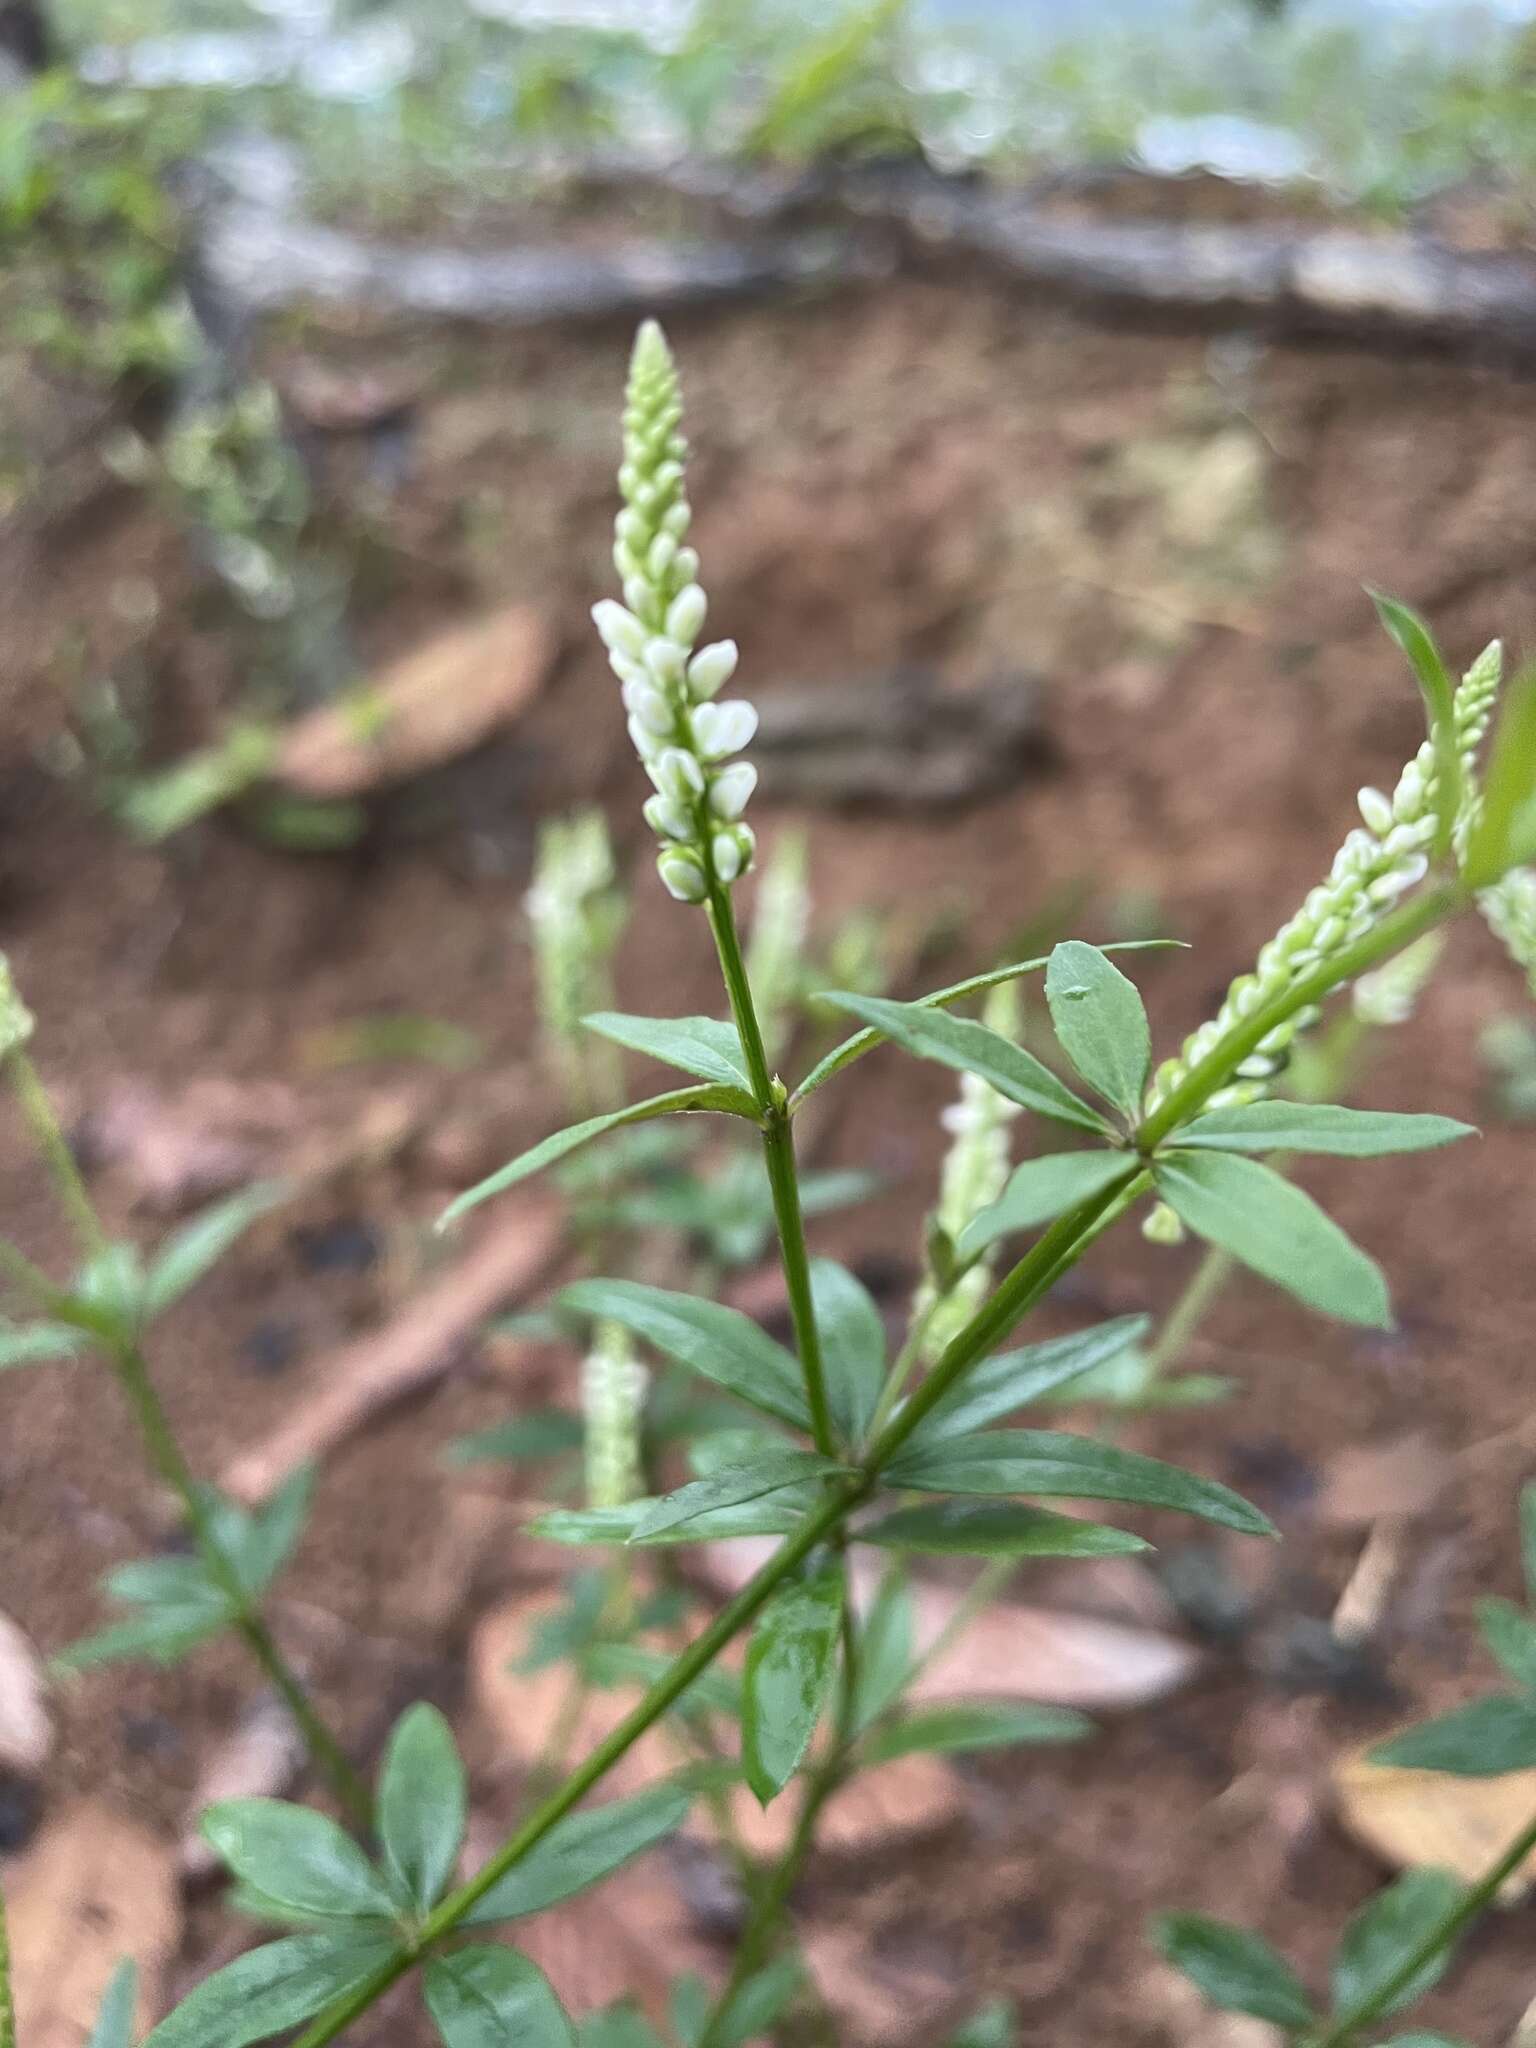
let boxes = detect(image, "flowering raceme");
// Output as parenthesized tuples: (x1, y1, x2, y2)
(591, 321, 757, 905)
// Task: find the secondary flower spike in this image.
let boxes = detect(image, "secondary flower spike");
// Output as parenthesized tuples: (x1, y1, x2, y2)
(592, 320, 756, 904)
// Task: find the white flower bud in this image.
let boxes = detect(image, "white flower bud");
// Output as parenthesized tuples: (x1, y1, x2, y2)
(708, 761, 757, 820)
(592, 600, 648, 660)
(643, 792, 693, 841)
(1357, 786, 1394, 838)
(654, 747, 705, 801)
(0, 955, 34, 1060)
(617, 509, 648, 551)
(666, 584, 707, 645)
(692, 699, 758, 762)
(674, 547, 700, 584)
(662, 502, 691, 539)
(687, 640, 738, 700)
(712, 830, 744, 883)
(657, 846, 708, 902)
(646, 532, 678, 581)
(632, 685, 673, 737)
(643, 637, 688, 687)
(1142, 1202, 1186, 1246)
(627, 714, 662, 762)
(623, 575, 653, 620)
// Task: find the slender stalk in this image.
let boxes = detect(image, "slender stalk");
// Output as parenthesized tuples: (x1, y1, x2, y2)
(1307, 1806, 1536, 2047)
(1143, 1247, 1234, 1381)
(7, 1050, 104, 1259)
(0, 1881, 14, 2048)
(109, 1337, 372, 1829)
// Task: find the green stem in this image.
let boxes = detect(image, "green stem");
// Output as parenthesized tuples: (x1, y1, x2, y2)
(288, 1481, 863, 2048)
(6, 1050, 104, 1259)
(708, 884, 838, 1460)
(1307, 1806, 1536, 2048)
(0, 1881, 14, 2048)
(1143, 1247, 1234, 1382)
(110, 1340, 373, 1831)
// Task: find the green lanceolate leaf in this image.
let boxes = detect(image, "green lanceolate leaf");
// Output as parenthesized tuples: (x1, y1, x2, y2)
(581, 1013, 751, 1092)
(1466, 661, 1536, 883)
(862, 1500, 1149, 1558)
(558, 1279, 812, 1431)
(235, 1466, 315, 1596)
(582, 1642, 742, 1721)
(1154, 1150, 1391, 1329)
(578, 2007, 667, 2048)
(629, 1452, 844, 1543)
(1476, 1597, 1536, 1692)
(438, 1086, 758, 1228)
(1173, 1101, 1476, 1158)
(1370, 590, 1461, 854)
(1153, 1914, 1315, 2030)
(530, 1499, 808, 1547)
(144, 1182, 288, 1318)
(887, 1428, 1272, 1536)
(816, 994, 1107, 1132)
(1370, 1694, 1536, 1776)
(958, 1152, 1137, 1259)
(0, 1321, 83, 1368)
(850, 1563, 915, 1734)
(446, 1410, 583, 1467)
(200, 1800, 398, 1922)
(377, 1704, 466, 1915)
(861, 1701, 1091, 1765)
(708, 1955, 804, 2048)
(56, 1594, 231, 1671)
(1331, 1868, 1464, 2019)
(742, 1555, 845, 1805)
(1044, 941, 1151, 1119)
(1376, 2035, 1473, 2047)
(86, 1960, 138, 2048)
(144, 1931, 399, 2048)
(911, 1315, 1150, 1444)
(423, 1946, 574, 2048)
(944, 1999, 1017, 2048)
(808, 1258, 886, 1446)
(465, 1784, 692, 1925)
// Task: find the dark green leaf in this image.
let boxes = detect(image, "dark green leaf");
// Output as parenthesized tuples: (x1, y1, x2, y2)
(1174, 1102, 1475, 1158)
(710, 1955, 803, 2047)
(0, 1321, 83, 1368)
(912, 1316, 1150, 1444)
(465, 1785, 692, 1925)
(742, 1556, 845, 1805)
(423, 1946, 573, 2048)
(629, 1452, 842, 1543)
(1331, 1868, 1463, 2019)
(1370, 1695, 1536, 1776)
(1466, 661, 1536, 884)
(143, 1932, 398, 2048)
(669, 1973, 709, 2047)
(1153, 1913, 1315, 2029)
(200, 1800, 398, 1922)
(438, 1087, 758, 1228)
(529, 1500, 807, 1547)
(1044, 942, 1151, 1118)
(1370, 590, 1460, 854)
(86, 1960, 138, 2048)
(1154, 1151, 1391, 1329)
(577, 2006, 667, 2048)
(808, 1259, 886, 1447)
(582, 1642, 741, 1721)
(849, 1563, 914, 1734)
(236, 1466, 314, 1596)
(862, 1702, 1090, 1765)
(558, 1279, 811, 1431)
(145, 1183, 287, 1317)
(581, 1014, 750, 1091)
(816, 994, 1106, 1132)
(445, 1411, 583, 1467)
(863, 1500, 1149, 1558)
(886, 1428, 1273, 1537)
(1477, 1598, 1536, 1692)
(958, 1152, 1137, 1259)
(377, 1705, 466, 1914)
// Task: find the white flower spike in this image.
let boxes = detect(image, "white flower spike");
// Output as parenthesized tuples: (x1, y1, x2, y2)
(593, 321, 756, 904)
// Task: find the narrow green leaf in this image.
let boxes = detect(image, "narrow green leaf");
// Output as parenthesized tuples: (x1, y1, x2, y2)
(577, 2006, 667, 2048)
(446, 1411, 583, 1467)
(1044, 941, 1151, 1118)
(438, 1086, 758, 1228)
(200, 1801, 398, 1922)
(1153, 1913, 1315, 2029)
(236, 1466, 314, 1596)
(581, 1643, 741, 1721)
(793, 942, 1180, 1105)
(629, 1453, 842, 1543)
(1476, 1598, 1536, 1693)
(808, 1258, 886, 1447)
(1370, 1694, 1536, 1776)
(1174, 1102, 1476, 1158)
(886, 1428, 1273, 1537)
(958, 1152, 1136, 1259)
(1155, 1151, 1391, 1329)
(912, 1316, 1150, 1444)
(144, 1933, 398, 2048)
(529, 1499, 807, 1547)
(558, 1279, 812, 1431)
(55, 1600, 231, 1671)
(1466, 661, 1536, 883)
(1370, 590, 1461, 855)
(863, 1500, 1150, 1558)
(710, 1955, 804, 2047)
(86, 1960, 138, 2048)
(423, 1946, 574, 2048)
(581, 1014, 750, 1091)
(1331, 1868, 1463, 2019)
(0, 1321, 83, 1369)
(465, 1784, 692, 1924)
(104, 1556, 221, 1609)
(742, 1556, 845, 1805)
(1376, 2035, 1472, 2047)
(944, 1998, 1016, 2048)
(670, 1971, 709, 2047)
(849, 1563, 915, 1734)
(144, 1182, 288, 1318)
(861, 1702, 1090, 1765)
(377, 1705, 466, 1915)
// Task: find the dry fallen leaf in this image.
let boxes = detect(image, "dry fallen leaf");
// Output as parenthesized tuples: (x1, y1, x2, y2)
(1317, 1433, 1450, 1528)
(8, 1800, 181, 2045)
(1334, 1739, 1536, 1900)
(0, 1608, 51, 1778)
(76, 1075, 298, 1212)
(276, 606, 554, 799)
(180, 1696, 307, 1880)
(722, 1751, 956, 1865)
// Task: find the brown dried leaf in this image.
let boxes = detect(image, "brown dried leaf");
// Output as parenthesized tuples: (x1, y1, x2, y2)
(0, 1608, 50, 1777)
(8, 1800, 180, 2045)
(276, 606, 554, 799)
(1334, 1740, 1536, 1901)
(721, 1752, 956, 1865)
(1317, 1433, 1450, 1528)
(77, 1075, 298, 1212)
